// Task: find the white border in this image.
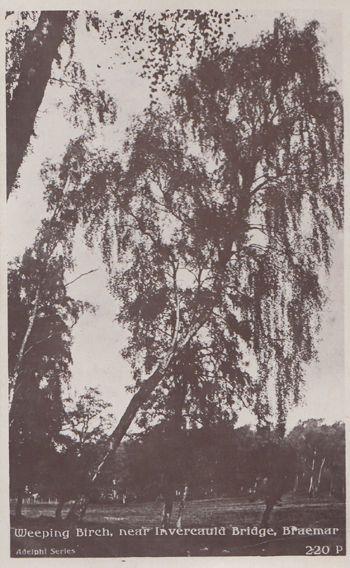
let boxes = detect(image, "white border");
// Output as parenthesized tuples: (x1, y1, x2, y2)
(1, 1, 348, 566)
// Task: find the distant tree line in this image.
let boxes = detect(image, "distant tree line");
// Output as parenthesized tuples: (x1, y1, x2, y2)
(11, 396, 345, 524)
(100, 418, 345, 502)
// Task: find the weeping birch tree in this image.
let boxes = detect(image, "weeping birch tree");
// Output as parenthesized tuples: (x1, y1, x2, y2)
(45, 16, 344, 520)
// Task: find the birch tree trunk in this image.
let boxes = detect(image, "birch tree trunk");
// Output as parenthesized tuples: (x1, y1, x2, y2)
(67, 309, 210, 520)
(55, 498, 66, 520)
(9, 287, 40, 414)
(176, 484, 189, 529)
(293, 474, 299, 495)
(67, 353, 179, 521)
(67, 167, 255, 521)
(7, 11, 67, 197)
(159, 379, 187, 528)
(161, 491, 174, 529)
(261, 502, 274, 527)
(15, 486, 24, 520)
(308, 449, 317, 497)
(316, 457, 326, 495)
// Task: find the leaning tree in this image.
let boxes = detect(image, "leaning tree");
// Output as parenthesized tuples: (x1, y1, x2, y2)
(54, 16, 342, 520)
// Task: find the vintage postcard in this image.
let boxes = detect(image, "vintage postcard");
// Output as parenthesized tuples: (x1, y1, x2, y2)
(1, 0, 349, 565)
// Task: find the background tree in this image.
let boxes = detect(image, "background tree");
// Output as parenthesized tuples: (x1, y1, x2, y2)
(9, 374, 64, 520)
(8, 244, 93, 518)
(252, 427, 297, 525)
(287, 419, 345, 498)
(108, 420, 345, 503)
(63, 386, 114, 447)
(8, 138, 101, 414)
(9, 254, 72, 519)
(48, 387, 114, 520)
(56, 15, 342, 520)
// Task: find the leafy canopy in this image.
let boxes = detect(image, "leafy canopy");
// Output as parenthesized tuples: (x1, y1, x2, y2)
(42, 16, 343, 430)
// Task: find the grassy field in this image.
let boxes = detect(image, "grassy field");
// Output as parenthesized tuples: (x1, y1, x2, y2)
(11, 495, 346, 557)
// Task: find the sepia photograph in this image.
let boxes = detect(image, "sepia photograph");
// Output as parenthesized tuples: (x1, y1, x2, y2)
(5, 2, 346, 559)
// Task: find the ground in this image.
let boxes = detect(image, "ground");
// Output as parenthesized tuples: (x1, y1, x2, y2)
(11, 495, 346, 557)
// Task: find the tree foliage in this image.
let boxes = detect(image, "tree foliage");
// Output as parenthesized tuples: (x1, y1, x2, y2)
(45, 387, 114, 509)
(8, 220, 94, 506)
(48, 17, 343, 434)
(6, 9, 247, 195)
(288, 419, 345, 497)
(63, 386, 114, 446)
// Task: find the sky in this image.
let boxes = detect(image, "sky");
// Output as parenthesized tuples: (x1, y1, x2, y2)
(6, 9, 345, 432)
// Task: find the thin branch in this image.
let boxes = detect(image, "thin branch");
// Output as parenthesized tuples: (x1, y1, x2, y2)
(49, 76, 82, 89)
(65, 268, 99, 288)
(171, 293, 181, 351)
(9, 286, 40, 407)
(250, 173, 296, 196)
(126, 208, 161, 246)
